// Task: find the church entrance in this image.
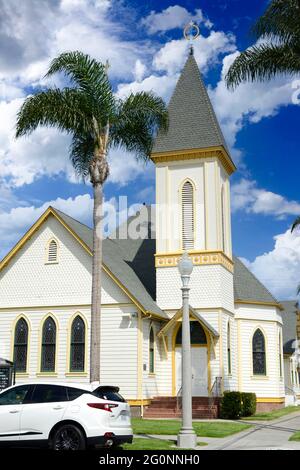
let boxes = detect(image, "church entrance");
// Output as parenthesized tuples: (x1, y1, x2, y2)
(174, 321, 209, 397)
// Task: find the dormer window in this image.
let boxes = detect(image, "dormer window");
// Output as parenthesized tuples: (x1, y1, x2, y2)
(47, 239, 58, 264)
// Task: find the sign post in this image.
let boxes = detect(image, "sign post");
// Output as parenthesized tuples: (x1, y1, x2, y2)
(0, 358, 15, 391)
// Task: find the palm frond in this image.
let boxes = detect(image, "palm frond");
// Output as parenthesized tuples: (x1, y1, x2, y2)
(69, 133, 95, 180)
(252, 0, 300, 44)
(110, 91, 168, 159)
(225, 43, 300, 89)
(45, 51, 115, 125)
(291, 216, 300, 232)
(16, 88, 92, 137)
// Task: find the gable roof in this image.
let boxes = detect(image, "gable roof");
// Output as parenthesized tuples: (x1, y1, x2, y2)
(152, 52, 233, 165)
(0, 206, 167, 320)
(1, 206, 282, 315)
(233, 256, 280, 307)
(281, 300, 299, 355)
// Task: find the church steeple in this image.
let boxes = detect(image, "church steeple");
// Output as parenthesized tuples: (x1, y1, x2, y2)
(152, 53, 235, 174)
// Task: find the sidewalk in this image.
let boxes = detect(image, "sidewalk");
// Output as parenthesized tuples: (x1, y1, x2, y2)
(134, 411, 300, 450)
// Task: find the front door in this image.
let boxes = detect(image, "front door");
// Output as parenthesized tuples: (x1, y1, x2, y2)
(175, 347, 208, 396)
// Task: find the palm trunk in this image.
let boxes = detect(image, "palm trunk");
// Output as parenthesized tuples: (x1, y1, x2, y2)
(90, 182, 103, 383)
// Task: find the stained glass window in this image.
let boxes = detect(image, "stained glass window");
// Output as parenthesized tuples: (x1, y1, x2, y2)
(252, 329, 266, 375)
(149, 327, 155, 374)
(70, 316, 85, 372)
(227, 322, 231, 375)
(176, 322, 207, 345)
(41, 317, 56, 372)
(14, 318, 28, 373)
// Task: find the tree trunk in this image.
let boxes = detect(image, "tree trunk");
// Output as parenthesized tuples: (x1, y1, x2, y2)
(90, 182, 103, 383)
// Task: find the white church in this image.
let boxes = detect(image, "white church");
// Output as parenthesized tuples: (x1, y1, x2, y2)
(0, 52, 299, 417)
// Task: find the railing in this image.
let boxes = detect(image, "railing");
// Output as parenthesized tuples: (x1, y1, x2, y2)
(208, 376, 222, 412)
(176, 386, 182, 413)
(285, 385, 298, 405)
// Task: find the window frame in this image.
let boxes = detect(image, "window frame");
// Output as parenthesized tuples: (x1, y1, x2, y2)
(149, 326, 155, 375)
(45, 238, 59, 264)
(69, 315, 86, 374)
(227, 321, 232, 375)
(40, 316, 57, 373)
(252, 328, 267, 376)
(181, 179, 195, 251)
(13, 317, 29, 374)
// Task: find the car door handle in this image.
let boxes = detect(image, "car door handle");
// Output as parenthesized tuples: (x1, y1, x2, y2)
(53, 405, 64, 410)
(9, 410, 20, 414)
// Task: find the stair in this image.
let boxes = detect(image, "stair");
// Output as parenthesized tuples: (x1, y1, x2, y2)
(143, 397, 220, 419)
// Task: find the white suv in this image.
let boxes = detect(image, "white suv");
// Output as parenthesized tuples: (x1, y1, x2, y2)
(0, 382, 133, 450)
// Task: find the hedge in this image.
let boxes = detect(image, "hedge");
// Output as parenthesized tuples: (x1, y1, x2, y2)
(220, 391, 257, 419)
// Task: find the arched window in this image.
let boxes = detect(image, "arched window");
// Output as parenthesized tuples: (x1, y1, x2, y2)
(47, 239, 58, 263)
(41, 317, 56, 372)
(182, 181, 194, 250)
(221, 185, 226, 252)
(176, 322, 207, 346)
(252, 329, 266, 375)
(70, 316, 85, 372)
(227, 321, 231, 375)
(149, 327, 155, 374)
(278, 331, 283, 378)
(14, 318, 29, 373)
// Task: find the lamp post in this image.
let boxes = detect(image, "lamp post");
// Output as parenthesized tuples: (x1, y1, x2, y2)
(177, 252, 197, 449)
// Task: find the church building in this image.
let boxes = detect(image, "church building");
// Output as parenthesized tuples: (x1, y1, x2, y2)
(0, 51, 299, 416)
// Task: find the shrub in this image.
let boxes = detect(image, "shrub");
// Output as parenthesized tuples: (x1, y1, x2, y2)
(220, 391, 242, 419)
(241, 392, 256, 417)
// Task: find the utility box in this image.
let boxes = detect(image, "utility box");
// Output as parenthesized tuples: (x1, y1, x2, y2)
(0, 358, 15, 391)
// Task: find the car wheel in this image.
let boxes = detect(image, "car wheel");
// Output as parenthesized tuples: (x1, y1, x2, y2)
(51, 424, 86, 450)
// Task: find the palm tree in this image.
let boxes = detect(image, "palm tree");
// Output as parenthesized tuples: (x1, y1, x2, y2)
(16, 51, 168, 383)
(226, 0, 300, 89)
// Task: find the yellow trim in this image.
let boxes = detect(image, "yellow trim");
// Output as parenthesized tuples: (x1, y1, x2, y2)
(37, 313, 59, 375)
(179, 178, 196, 251)
(237, 319, 242, 391)
(218, 312, 223, 390)
(151, 146, 236, 175)
(155, 250, 233, 272)
(0, 206, 166, 321)
(36, 373, 58, 377)
(214, 161, 221, 250)
(127, 399, 151, 406)
(10, 314, 31, 375)
(15, 373, 29, 378)
(137, 311, 143, 399)
(256, 397, 285, 404)
(66, 312, 88, 375)
(171, 318, 211, 397)
(235, 299, 283, 310)
(251, 326, 268, 377)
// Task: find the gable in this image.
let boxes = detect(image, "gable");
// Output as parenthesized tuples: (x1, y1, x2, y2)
(0, 214, 130, 308)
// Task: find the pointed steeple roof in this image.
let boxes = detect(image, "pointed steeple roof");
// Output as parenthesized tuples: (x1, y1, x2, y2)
(153, 51, 232, 162)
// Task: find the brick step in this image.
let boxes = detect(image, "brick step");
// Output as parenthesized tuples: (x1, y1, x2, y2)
(148, 402, 218, 411)
(144, 410, 217, 419)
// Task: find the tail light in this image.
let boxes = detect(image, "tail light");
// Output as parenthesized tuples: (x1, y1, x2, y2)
(87, 403, 118, 412)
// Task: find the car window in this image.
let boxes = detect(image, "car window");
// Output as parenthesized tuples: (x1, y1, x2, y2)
(66, 387, 91, 401)
(93, 387, 125, 403)
(0, 385, 31, 406)
(30, 385, 68, 403)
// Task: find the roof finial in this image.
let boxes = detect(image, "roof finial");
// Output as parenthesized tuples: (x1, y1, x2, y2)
(183, 21, 200, 56)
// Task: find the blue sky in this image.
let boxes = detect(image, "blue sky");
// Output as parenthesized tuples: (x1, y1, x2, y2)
(0, 0, 300, 300)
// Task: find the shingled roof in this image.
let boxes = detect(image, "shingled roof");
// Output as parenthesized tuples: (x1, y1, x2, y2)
(152, 51, 231, 157)
(281, 300, 299, 355)
(233, 256, 278, 305)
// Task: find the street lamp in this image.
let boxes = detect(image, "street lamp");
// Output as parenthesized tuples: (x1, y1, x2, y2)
(177, 251, 197, 449)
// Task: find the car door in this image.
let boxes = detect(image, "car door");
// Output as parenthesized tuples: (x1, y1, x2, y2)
(19, 384, 68, 442)
(0, 385, 32, 442)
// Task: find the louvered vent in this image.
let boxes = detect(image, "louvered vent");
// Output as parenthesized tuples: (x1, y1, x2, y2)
(182, 181, 194, 250)
(48, 240, 58, 263)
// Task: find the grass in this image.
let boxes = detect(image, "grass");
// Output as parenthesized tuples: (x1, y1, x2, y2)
(243, 406, 300, 421)
(289, 431, 300, 442)
(123, 438, 207, 450)
(132, 418, 251, 438)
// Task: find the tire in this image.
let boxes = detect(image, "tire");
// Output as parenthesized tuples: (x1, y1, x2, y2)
(50, 424, 86, 450)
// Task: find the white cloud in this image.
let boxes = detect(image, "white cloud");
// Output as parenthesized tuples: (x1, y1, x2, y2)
(209, 51, 296, 156)
(231, 179, 300, 218)
(141, 6, 211, 34)
(244, 229, 300, 300)
(117, 73, 178, 102)
(134, 60, 147, 82)
(153, 31, 236, 75)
